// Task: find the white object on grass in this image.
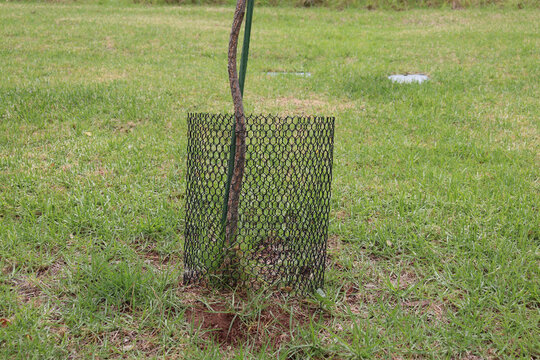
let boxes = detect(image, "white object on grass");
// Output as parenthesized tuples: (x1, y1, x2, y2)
(388, 74, 429, 84)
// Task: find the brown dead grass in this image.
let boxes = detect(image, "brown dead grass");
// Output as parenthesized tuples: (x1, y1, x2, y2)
(107, 328, 160, 356)
(104, 36, 115, 51)
(132, 237, 181, 271)
(141, 248, 179, 271)
(113, 120, 140, 133)
(67, 326, 162, 359)
(13, 276, 43, 304)
(254, 96, 358, 116)
(11, 257, 66, 304)
(95, 70, 127, 83)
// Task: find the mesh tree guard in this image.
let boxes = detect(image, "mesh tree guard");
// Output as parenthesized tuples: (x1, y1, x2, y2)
(184, 113, 334, 294)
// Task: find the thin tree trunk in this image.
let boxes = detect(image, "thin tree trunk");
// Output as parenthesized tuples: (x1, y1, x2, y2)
(224, 0, 247, 266)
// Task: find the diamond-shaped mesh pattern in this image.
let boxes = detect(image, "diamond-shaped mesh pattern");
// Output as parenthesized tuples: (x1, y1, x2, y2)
(184, 113, 335, 294)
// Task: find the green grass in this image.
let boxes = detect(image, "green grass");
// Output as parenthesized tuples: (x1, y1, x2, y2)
(22, 0, 540, 10)
(0, 3, 539, 359)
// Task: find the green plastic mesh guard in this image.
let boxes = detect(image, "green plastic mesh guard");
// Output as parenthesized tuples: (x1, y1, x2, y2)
(184, 113, 334, 294)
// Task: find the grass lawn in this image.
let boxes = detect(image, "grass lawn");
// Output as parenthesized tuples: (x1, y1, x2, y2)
(0, 2, 538, 359)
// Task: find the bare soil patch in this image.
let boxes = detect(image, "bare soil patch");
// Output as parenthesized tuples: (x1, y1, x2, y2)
(184, 289, 323, 350)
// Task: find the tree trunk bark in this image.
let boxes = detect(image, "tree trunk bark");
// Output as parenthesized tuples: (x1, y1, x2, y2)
(225, 0, 247, 261)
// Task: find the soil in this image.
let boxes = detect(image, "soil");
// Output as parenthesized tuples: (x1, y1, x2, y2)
(184, 290, 319, 349)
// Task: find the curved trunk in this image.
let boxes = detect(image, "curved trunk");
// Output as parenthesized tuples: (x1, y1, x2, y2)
(225, 0, 247, 262)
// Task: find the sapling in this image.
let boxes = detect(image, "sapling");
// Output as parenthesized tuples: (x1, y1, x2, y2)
(219, 0, 248, 281)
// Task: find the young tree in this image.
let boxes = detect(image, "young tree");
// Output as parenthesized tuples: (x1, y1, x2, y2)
(222, 0, 248, 277)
